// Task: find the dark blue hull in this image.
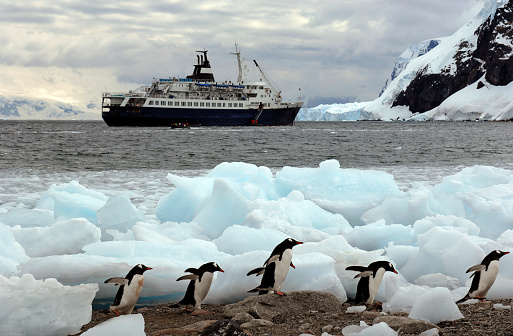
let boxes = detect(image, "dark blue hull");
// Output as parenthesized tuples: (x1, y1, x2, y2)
(102, 106, 300, 127)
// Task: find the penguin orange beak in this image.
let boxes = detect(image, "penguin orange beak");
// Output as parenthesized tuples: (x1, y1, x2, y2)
(296, 241, 303, 245)
(393, 270, 398, 274)
(220, 269, 225, 272)
(290, 262, 296, 269)
(145, 267, 153, 270)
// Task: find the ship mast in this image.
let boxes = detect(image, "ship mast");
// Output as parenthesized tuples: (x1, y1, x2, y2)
(230, 42, 243, 83)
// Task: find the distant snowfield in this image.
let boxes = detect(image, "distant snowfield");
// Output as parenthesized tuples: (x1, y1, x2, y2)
(1, 161, 513, 335)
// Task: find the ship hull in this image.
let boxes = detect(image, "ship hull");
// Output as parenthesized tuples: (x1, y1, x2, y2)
(102, 106, 300, 127)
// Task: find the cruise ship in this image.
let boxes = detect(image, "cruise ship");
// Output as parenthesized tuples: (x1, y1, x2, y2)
(101, 47, 302, 127)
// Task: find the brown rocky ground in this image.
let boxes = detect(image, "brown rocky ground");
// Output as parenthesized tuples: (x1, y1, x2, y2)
(78, 299, 513, 336)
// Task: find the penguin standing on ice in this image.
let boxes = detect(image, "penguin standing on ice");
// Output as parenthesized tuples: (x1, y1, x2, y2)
(456, 250, 509, 304)
(247, 238, 303, 295)
(176, 262, 224, 314)
(104, 264, 152, 315)
(346, 261, 398, 304)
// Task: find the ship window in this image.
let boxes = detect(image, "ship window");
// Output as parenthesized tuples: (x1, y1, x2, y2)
(175, 101, 179, 106)
(188, 102, 192, 106)
(168, 101, 172, 106)
(200, 102, 204, 107)
(218, 103, 222, 107)
(206, 102, 210, 107)
(228, 103, 232, 107)
(148, 101, 154, 105)
(181, 102, 186, 106)
(239, 103, 243, 107)
(194, 102, 198, 106)
(161, 101, 166, 106)
(223, 103, 226, 107)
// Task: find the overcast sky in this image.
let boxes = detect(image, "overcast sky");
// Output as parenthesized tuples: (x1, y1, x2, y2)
(0, 0, 487, 109)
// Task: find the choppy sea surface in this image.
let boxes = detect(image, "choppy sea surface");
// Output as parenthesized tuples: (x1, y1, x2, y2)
(1, 120, 512, 210)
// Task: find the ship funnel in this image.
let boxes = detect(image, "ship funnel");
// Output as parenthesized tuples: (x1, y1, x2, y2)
(187, 50, 215, 82)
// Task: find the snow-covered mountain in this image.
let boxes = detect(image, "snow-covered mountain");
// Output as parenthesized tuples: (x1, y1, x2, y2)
(0, 95, 100, 120)
(300, 0, 513, 122)
(379, 39, 443, 96)
(364, 0, 513, 121)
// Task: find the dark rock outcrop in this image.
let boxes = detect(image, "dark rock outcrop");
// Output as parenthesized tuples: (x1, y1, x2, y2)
(199, 319, 248, 336)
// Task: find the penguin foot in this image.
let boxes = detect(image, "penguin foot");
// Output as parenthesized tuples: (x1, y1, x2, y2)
(366, 302, 383, 312)
(113, 310, 121, 316)
(475, 297, 491, 305)
(275, 291, 285, 296)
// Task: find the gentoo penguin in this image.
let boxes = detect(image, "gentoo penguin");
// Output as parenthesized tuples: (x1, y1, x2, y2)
(247, 238, 303, 295)
(104, 264, 152, 315)
(176, 262, 224, 313)
(346, 261, 398, 304)
(456, 250, 509, 304)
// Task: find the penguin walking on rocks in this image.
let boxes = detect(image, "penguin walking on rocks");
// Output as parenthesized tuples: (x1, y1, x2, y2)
(104, 264, 152, 315)
(456, 250, 509, 304)
(346, 261, 398, 305)
(176, 262, 224, 314)
(247, 238, 303, 295)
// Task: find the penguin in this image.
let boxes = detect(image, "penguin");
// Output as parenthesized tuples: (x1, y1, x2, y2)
(456, 249, 509, 304)
(104, 264, 152, 315)
(346, 261, 398, 304)
(176, 262, 224, 313)
(247, 237, 303, 295)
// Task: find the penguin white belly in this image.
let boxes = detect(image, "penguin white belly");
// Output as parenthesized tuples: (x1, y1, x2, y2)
(113, 274, 144, 314)
(194, 272, 214, 309)
(273, 249, 293, 291)
(472, 260, 499, 297)
(366, 268, 386, 304)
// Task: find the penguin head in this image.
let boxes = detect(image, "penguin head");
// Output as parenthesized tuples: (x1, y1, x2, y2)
(491, 250, 510, 260)
(283, 238, 303, 248)
(369, 261, 398, 274)
(133, 264, 153, 274)
(203, 262, 225, 273)
(384, 262, 398, 274)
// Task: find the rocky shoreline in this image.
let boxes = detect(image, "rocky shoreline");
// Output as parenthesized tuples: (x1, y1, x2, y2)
(78, 291, 513, 336)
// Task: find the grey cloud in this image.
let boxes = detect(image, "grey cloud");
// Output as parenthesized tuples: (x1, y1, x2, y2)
(0, 0, 488, 101)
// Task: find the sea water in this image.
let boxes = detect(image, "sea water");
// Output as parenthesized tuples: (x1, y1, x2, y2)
(1, 120, 512, 211)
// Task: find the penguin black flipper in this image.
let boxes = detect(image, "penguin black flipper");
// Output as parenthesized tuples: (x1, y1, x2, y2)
(466, 264, 486, 273)
(104, 277, 129, 286)
(247, 267, 266, 276)
(176, 274, 199, 281)
(184, 267, 199, 274)
(354, 271, 373, 279)
(346, 266, 368, 272)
